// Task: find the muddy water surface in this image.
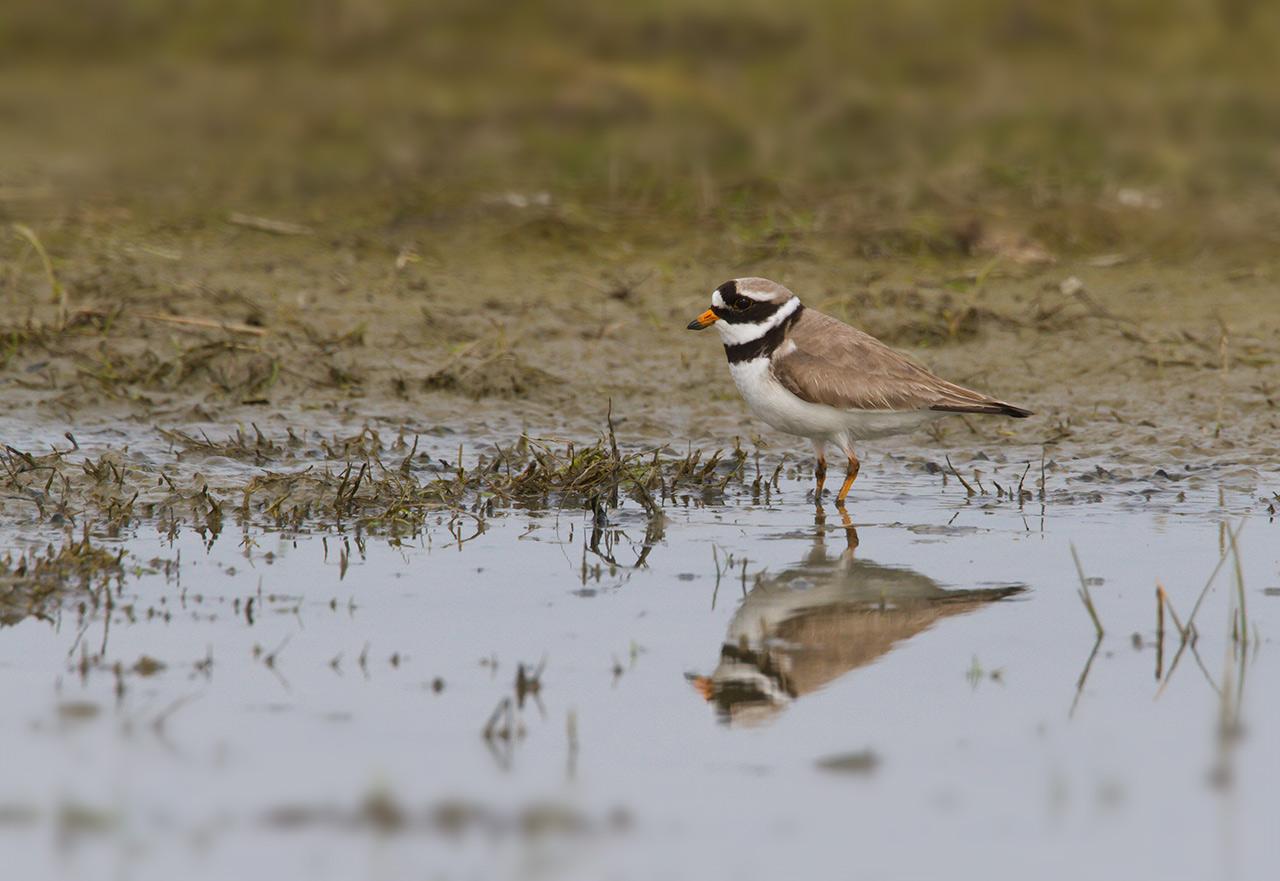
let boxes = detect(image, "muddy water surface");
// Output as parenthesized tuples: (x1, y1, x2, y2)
(0, 424, 1275, 881)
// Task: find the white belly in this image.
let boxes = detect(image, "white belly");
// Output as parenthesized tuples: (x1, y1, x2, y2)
(727, 358, 941, 444)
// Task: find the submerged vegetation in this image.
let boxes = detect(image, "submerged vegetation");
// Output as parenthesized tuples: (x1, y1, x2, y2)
(0, 421, 767, 540)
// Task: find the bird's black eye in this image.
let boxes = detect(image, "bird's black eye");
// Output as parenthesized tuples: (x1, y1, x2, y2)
(733, 295, 753, 311)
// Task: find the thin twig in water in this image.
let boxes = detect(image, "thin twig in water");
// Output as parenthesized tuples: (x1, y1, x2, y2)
(1184, 519, 1245, 633)
(1153, 588, 1221, 697)
(1158, 583, 1188, 638)
(945, 455, 975, 496)
(1070, 544, 1104, 638)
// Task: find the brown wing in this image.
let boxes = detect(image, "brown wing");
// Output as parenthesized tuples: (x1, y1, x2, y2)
(771, 309, 1031, 416)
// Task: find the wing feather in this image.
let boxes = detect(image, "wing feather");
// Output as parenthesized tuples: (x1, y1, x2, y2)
(770, 309, 1030, 417)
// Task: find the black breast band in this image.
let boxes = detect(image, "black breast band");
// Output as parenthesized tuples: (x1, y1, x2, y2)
(723, 305, 804, 363)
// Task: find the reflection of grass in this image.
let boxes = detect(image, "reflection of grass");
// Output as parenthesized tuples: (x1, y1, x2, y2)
(1227, 524, 1249, 647)
(0, 531, 123, 624)
(1068, 543, 1103, 717)
(965, 655, 1004, 690)
(0, 424, 760, 626)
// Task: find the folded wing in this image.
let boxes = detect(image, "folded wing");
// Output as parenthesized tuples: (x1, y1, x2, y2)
(771, 309, 1031, 417)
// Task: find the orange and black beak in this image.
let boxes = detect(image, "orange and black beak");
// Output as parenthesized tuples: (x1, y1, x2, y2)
(689, 675, 716, 701)
(686, 308, 718, 331)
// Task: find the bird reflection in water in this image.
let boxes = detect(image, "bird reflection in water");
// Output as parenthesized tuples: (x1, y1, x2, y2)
(691, 505, 1025, 725)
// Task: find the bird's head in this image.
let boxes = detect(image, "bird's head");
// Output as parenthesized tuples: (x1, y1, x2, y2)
(687, 278, 802, 345)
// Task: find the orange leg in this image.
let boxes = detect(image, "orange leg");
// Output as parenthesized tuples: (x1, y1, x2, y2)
(835, 451, 861, 505)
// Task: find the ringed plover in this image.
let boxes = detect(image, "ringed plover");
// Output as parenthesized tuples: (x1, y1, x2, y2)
(687, 277, 1031, 503)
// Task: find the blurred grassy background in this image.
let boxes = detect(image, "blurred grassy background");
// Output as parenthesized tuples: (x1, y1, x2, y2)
(2, 0, 1279, 261)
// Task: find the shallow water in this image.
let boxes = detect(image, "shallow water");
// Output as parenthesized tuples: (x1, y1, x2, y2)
(0, 433, 1276, 881)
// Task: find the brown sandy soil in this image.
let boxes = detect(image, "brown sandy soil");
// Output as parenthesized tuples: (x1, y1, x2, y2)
(3, 217, 1277, 470)
(1, 56, 1278, 509)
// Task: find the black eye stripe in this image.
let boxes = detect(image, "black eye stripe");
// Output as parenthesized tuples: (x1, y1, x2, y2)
(712, 299, 782, 325)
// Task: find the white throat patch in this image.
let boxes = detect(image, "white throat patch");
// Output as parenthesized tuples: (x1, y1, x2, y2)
(714, 296, 801, 347)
